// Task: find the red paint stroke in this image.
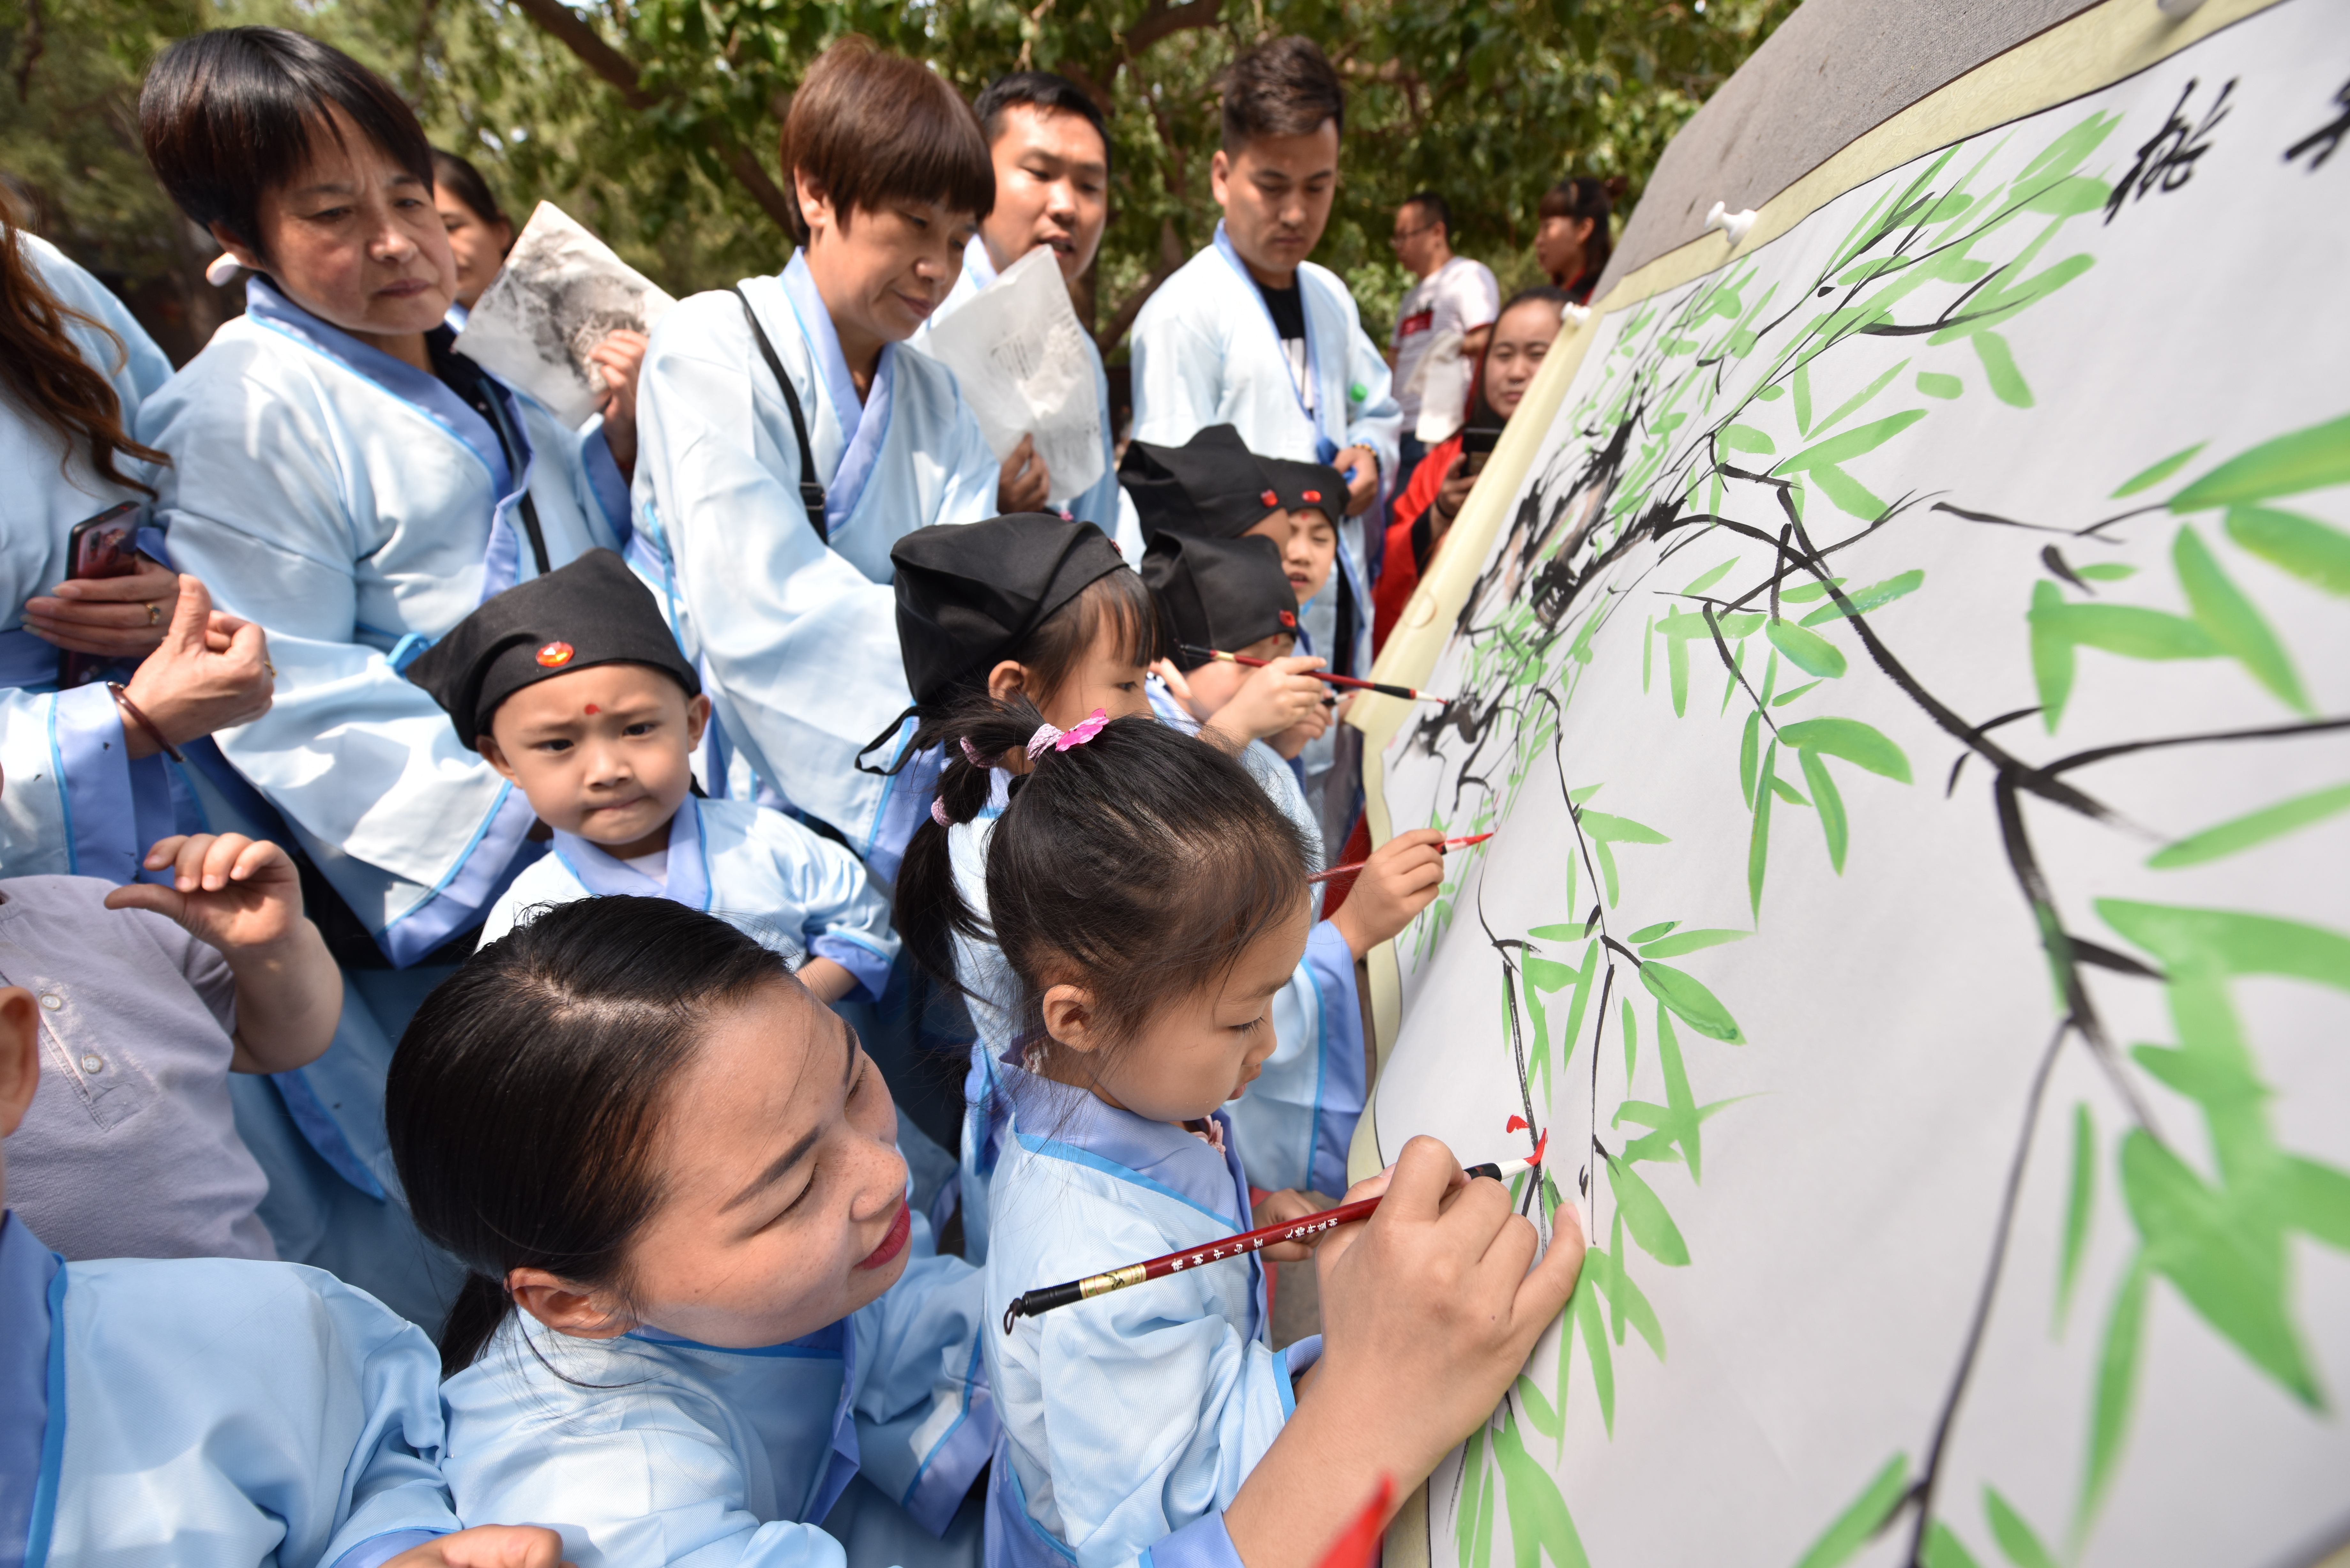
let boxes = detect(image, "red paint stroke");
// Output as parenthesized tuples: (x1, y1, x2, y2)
(1505, 1115, 1529, 1133)
(1532, 1130, 1549, 1167)
(1313, 1476, 1393, 1568)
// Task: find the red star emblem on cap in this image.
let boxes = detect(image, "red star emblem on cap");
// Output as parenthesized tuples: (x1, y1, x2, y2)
(1302, 489, 1322, 504)
(1260, 489, 1279, 508)
(1279, 610, 1297, 628)
(535, 640, 576, 668)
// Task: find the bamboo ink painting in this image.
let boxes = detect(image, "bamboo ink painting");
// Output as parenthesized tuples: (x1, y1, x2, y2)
(1354, 2, 2350, 1563)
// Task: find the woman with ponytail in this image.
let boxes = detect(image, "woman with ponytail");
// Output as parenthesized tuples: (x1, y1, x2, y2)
(1, 188, 274, 881)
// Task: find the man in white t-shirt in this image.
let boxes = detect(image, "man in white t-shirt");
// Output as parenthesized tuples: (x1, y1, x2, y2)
(1388, 191, 1500, 477)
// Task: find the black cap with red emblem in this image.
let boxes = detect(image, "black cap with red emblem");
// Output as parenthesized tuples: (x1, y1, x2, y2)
(1260, 457, 1348, 525)
(1139, 531, 1300, 671)
(405, 548, 700, 749)
(1117, 423, 1285, 542)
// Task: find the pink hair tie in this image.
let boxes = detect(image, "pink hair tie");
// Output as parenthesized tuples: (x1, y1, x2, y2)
(1027, 708, 1110, 759)
(931, 797, 955, 827)
(960, 738, 988, 767)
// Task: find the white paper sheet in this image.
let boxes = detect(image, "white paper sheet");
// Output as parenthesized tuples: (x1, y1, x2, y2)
(915, 245, 1105, 501)
(454, 200, 674, 428)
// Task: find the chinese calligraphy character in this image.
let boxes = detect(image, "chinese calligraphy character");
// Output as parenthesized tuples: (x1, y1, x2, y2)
(2104, 77, 2236, 224)
(2285, 78, 2350, 172)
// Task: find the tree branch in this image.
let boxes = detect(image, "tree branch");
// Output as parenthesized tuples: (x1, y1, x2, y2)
(505, 0, 798, 235)
(1121, 0, 1224, 63)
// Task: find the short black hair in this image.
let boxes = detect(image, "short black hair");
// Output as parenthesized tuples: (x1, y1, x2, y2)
(1220, 35, 1344, 152)
(781, 37, 994, 241)
(1403, 190, 1450, 236)
(142, 27, 433, 262)
(431, 146, 507, 228)
(974, 71, 1109, 170)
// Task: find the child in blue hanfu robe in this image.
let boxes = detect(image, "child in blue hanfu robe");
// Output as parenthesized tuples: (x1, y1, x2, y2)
(885, 518, 1357, 1268)
(385, 897, 995, 1568)
(405, 550, 896, 1000)
(905, 702, 1440, 1568)
(0, 225, 181, 883)
(0, 983, 562, 1568)
(628, 43, 1001, 882)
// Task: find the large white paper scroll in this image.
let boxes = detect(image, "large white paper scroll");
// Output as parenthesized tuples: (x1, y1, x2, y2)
(454, 200, 674, 428)
(916, 245, 1105, 500)
(1353, 0, 2350, 1563)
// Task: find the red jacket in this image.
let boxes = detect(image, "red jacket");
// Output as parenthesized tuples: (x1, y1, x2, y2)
(1373, 432, 1465, 652)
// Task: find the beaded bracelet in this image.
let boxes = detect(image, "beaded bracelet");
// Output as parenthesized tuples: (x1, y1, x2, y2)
(106, 682, 184, 763)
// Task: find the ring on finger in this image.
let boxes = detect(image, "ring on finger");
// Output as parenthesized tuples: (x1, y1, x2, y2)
(263, 659, 277, 678)
(146, 602, 162, 626)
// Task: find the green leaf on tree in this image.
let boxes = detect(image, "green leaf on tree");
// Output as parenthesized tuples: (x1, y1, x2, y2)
(1982, 1488, 2061, 1568)
(1765, 617, 1849, 677)
(2225, 506, 2350, 596)
(2056, 1103, 2095, 1335)
(1777, 718, 1912, 781)
(2168, 411, 2350, 510)
(1638, 961, 1745, 1043)
(2172, 525, 2309, 712)
(2076, 1253, 2147, 1543)
(1605, 1152, 1691, 1265)
(2148, 782, 2350, 868)
(1798, 747, 1850, 872)
(1791, 1453, 1911, 1568)
(2110, 442, 2205, 498)
(1639, 927, 1751, 959)
(1798, 568, 1925, 624)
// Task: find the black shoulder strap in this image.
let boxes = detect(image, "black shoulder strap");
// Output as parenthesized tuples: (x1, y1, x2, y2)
(732, 284, 828, 544)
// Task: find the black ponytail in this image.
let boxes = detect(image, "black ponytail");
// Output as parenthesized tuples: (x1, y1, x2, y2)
(386, 896, 792, 1376)
(893, 696, 1312, 1056)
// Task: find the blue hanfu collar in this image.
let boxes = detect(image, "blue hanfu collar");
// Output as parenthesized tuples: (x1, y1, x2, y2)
(243, 275, 515, 497)
(996, 1048, 1249, 1229)
(1211, 223, 1337, 465)
(550, 797, 710, 911)
(625, 1312, 860, 1522)
(777, 252, 898, 532)
(0, 1212, 63, 1568)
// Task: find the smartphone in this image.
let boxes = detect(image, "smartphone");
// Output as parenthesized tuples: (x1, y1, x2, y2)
(58, 501, 145, 689)
(1459, 425, 1502, 479)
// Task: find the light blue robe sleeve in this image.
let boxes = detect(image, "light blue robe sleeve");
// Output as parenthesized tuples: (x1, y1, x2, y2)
(142, 366, 535, 960)
(1335, 301, 1402, 485)
(475, 850, 592, 949)
(1223, 919, 1365, 1199)
(0, 683, 175, 884)
(1126, 299, 1226, 451)
(755, 810, 899, 1004)
(998, 1199, 1293, 1568)
(846, 1220, 996, 1534)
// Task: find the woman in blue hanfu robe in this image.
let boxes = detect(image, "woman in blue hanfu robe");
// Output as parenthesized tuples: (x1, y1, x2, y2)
(0, 221, 187, 883)
(628, 41, 1000, 882)
(129, 28, 625, 1322)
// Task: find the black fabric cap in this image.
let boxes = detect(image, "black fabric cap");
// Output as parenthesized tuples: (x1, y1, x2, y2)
(891, 514, 1130, 707)
(1261, 457, 1347, 524)
(1118, 424, 1283, 542)
(406, 548, 698, 749)
(1140, 531, 1299, 668)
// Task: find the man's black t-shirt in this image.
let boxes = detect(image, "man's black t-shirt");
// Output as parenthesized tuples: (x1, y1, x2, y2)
(1255, 276, 1313, 409)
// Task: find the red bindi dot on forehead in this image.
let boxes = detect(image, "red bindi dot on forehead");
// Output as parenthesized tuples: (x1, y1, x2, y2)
(584, 704, 600, 714)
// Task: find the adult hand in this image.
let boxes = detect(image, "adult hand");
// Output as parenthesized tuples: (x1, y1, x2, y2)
(1335, 444, 1379, 517)
(1430, 456, 1474, 543)
(117, 576, 273, 758)
(588, 329, 648, 476)
(385, 1525, 572, 1568)
(20, 555, 180, 660)
(1329, 827, 1447, 960)
(998, 433, 1052, 514)
(104, 833, 304, 954)
(1264, 703, 1332, 760)
(1200, 656, 1329, 752)
(1221, 1137, 1583, 1568)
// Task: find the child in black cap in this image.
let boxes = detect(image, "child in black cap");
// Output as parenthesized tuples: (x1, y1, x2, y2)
(406, 550, 895, 1002)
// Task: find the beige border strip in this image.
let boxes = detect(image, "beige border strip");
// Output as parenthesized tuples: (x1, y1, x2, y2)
(1341, 0, 2287, 1166)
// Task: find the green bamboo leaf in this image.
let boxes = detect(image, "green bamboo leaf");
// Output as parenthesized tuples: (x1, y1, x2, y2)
(1810, 357, 1913, 439)
(1594, 839, 1620, 906)
(1791, 1453, 1911, 1568)
(1643, 614, 1655, 692)
(1777, 718, 1912, 782)
(1557, 941, 1601, 1074)
(2094, 900, 2350, 991)
(1656, 1007, 1702, 1183)
(2149, 782, 2350, 868)
(1798, 748, 1849, 873)
(1720, 425, 1776, 456)
(1774, 679, 1824, 707)
(1456, 1427, 1486, 1568)
(1749, 739, 1776, 917)
(1606, 1152, 1691, 1265)
(1572, 1272, 1616, 1433)
(1792, 363, 1814, 434)
(1770, 774, 1811, 807)
(1472, 1425, 1498, 1568)
(1740, 709, 1762, 806)
(1528, 923, 1585, 940)
(2073, 562, 2136, 580)
(1774, 408, 1928, 475)
(2119, 1131, 2322, 1407)
(1621, 996, 1638, 1084)
(1801, 462, 1892, 523)
(2172, 525, 2309, 711)
(2016, 110, 2122, 185)
(1668, 627, 1690, 715)
(1578, 810, 1671, 845)
(1917, 370, 1962, 399)
(1682, 557, 1739, 595)
(1778, 579, 1846, 602)
(1923, 1523, 1986, 1568)
(2077, 1254, 2149, 1542)
(2111, 442, 2206, 498)
(2225, 506, 2350, 596)
(2281, 1157, 2350, 1250)
(1982, 1489, 2061, 1568)
(2056, 1103, 2095, 1335)
(1765, 617, 1849, 678)
(2031, 599, 2221, 661)
(1797, 568, 1925, 624)
(1591, 1238, 1666, 1358)
(1514, 1373, 1563, 1441)
(1626, 920, 1678, 944)
(1523, 955, 1580, 992)
(2028, 581, 2077, 730)
(1495, 1406, 1594, 1568)
(2169, 411, 2350, 510)
(1639, 927, 1751, 959)
(1971, 329, 2034, 407)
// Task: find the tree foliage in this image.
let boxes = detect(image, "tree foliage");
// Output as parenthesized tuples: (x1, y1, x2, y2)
(2, 0, 1793, 357)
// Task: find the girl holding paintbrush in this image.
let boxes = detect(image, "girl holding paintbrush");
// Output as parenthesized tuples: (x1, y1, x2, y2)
(900, 699, 1491, 1568)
